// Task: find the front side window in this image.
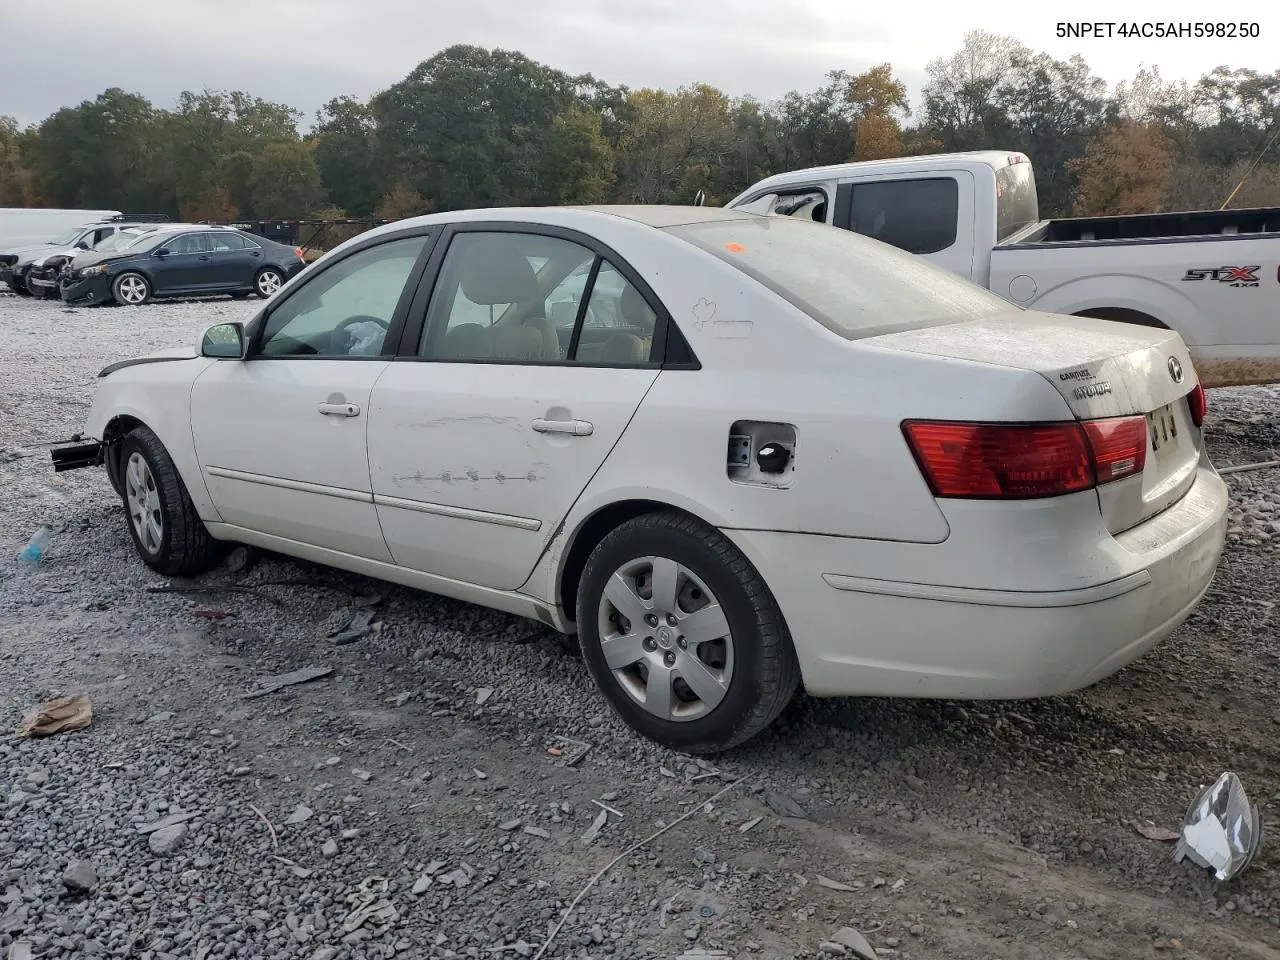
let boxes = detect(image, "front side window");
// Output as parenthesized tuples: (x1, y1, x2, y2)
(848, 178, 959, 254)
(165, 233, 211, 255)
(735, 188, 829, 223)
(667, 214, 1010, 340)
(257, 235, 428, 358)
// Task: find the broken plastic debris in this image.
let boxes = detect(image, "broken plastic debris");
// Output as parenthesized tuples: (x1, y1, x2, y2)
(1173, 772, 1262, 881)
(242, 665, 333, 699)
(764, 791, 807, 819)
(816, 875, 857, 892)
(1131, 819, 1180, 842)
(16, 693, 92, 738)
(580, 809, 608, 845)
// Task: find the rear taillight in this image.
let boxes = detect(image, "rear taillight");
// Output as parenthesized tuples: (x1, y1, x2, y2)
(294, 247, 305, 260)
(903, 417, 1146, 500)
(1188, 383, 1206, 427)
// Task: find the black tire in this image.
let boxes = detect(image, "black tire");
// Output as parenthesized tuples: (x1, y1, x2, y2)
(112, 272, 152, 306)
(7, 275, 31, 296)
(254, 268, 284, 299)
(118, 426, 222, 576)
(229, 291, 251, 299)
(576, 510, 799, 753)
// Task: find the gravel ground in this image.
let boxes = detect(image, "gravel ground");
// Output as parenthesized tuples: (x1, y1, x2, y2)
(1, 291, 1278, 960)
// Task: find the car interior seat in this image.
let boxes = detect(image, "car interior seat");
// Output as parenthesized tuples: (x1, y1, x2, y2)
(439, 245, 561, 361)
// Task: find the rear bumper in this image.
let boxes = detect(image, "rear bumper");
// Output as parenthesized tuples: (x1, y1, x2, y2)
(724, 461, 1228, 700)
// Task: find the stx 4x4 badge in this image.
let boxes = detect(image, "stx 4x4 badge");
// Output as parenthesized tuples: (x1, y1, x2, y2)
(1182, 266, 1260, 287)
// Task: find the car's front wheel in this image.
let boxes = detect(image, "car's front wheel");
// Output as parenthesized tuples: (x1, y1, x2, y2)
(112, 272, 151, 305)
(254, 268, 283, 298)
(118, 426, 222, 576)
(577, 510, 799, 753)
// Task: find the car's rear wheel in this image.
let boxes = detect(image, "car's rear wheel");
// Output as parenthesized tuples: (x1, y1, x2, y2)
(7, 274, 31, 295)
(118, 426, 222, 577)
(576, 510, 799, 753)
(113, 272, 151, 305)
(254, 268, 283, 298)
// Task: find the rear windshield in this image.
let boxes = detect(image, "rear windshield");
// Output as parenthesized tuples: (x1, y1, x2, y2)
(665, 216, 1012, 339)
(996, 160, 1039, 241)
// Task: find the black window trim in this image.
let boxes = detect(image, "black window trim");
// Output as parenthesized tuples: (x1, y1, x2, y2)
(843, 175, 960, 255)
(242, 224, 441, 362)
(391, 221, 696, 371)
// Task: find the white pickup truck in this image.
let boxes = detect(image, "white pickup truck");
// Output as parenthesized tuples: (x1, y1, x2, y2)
(727, 151, 1280, 387)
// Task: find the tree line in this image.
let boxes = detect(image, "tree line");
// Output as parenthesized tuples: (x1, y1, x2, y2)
(1, 31, 1278, 225)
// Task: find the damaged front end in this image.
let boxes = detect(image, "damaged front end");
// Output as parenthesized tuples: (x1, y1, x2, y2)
(26, 254, 74, 299)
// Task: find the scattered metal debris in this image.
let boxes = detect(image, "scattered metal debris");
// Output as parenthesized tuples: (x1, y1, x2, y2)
(331, 608, 377, 646)
(591, 799, 623, 818)
(531, 776, 752, 960)
(135, 811, 199, 835)
(241, 665, 333, 699)
(285, 805, 314, 825)
(816, 875, 857, 892)
(830, 927, 879, 960)
(1131, 819, 1180, 842)
(475, 687, 494, 706)
(739, 816, 763, 833)
(341, 876, 399, 934)
(16, 692, 92, 737)
(7, 940, 33, 960)
(523, 825, 550, 839)
(1173, 772, 1262, 881)
(552, 736, 592, 766)
(248, 804, 278, 848)
(580, 809, 608, 846)
(1218, 459, 1280, 476)
(764, 791, 807, 819)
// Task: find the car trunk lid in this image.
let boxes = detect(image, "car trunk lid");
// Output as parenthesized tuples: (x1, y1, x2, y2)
(868, 311, 1203, 533)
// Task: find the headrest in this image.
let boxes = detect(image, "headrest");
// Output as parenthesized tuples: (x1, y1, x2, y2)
(458, 239, 538, 305)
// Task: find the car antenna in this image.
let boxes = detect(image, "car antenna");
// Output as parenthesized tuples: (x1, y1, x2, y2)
(1220, 123, 1280, 210)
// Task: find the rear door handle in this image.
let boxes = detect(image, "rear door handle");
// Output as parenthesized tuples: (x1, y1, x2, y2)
(318, 401, 361, 418)
(532, 418, 593, 436)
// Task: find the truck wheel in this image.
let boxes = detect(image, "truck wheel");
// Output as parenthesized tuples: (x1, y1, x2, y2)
(576, 510, 799, 753)
(118, 426, 222, 577)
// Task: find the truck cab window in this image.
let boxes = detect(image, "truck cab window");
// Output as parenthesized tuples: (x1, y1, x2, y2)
(735, 189, 829, 223)
(849, 178, 958, 255)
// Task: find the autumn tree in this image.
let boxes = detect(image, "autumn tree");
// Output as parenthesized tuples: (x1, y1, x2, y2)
(843, 64, 910, 161)
(0, 116, 38, 206)
(614, 84, 736, 203)
(1070, 121, 1175, 216)
(376, 179, 428, 219)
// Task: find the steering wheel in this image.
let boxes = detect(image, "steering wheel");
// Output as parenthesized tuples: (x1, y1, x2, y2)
(330, 315, 389, 355)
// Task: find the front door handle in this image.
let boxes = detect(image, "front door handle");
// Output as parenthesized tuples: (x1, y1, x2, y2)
(532, 418, 593, 436)
(318, 401, 361, 418)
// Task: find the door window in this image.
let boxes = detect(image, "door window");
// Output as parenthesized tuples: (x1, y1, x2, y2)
(418, 232, 593, 362)
(571, 262, 657, 364)
(208, 232, 249, 251)
(847, 178, 958, 254)
(257, 235, 428, 358)
(165, 233, 211, 255)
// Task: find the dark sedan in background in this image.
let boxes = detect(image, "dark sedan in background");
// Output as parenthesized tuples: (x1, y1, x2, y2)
(61, 225, 305, 306)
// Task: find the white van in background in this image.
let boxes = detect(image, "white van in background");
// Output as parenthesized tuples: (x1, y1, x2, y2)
(0, 208, 122, 248)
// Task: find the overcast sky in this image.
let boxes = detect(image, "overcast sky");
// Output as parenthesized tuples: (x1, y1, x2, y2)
(1, 0, 1274, 128)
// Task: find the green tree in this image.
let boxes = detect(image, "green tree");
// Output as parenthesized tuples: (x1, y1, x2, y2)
(539, 103, 615, 203)
(249, 141, 324, 217)
(312, 96, 383, 216)
(373, 44, 606, 209)
(0, 116, 37, 206)
(614, 84, 736, 203)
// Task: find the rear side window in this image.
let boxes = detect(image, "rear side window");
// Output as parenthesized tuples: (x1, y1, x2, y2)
(667, 215, 1010, 340)
(208, 233, 249, 251)
(996, 161, 1039, 241)
(848, 178, 958, 254)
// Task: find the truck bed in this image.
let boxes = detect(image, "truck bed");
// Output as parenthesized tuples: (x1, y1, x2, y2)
(1006, 206, 1280, 246)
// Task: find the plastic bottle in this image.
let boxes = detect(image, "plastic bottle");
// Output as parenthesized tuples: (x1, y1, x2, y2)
(18, 523, 54, 566)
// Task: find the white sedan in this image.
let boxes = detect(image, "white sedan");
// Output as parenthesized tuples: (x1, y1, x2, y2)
(54, 206, 1229, 752)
